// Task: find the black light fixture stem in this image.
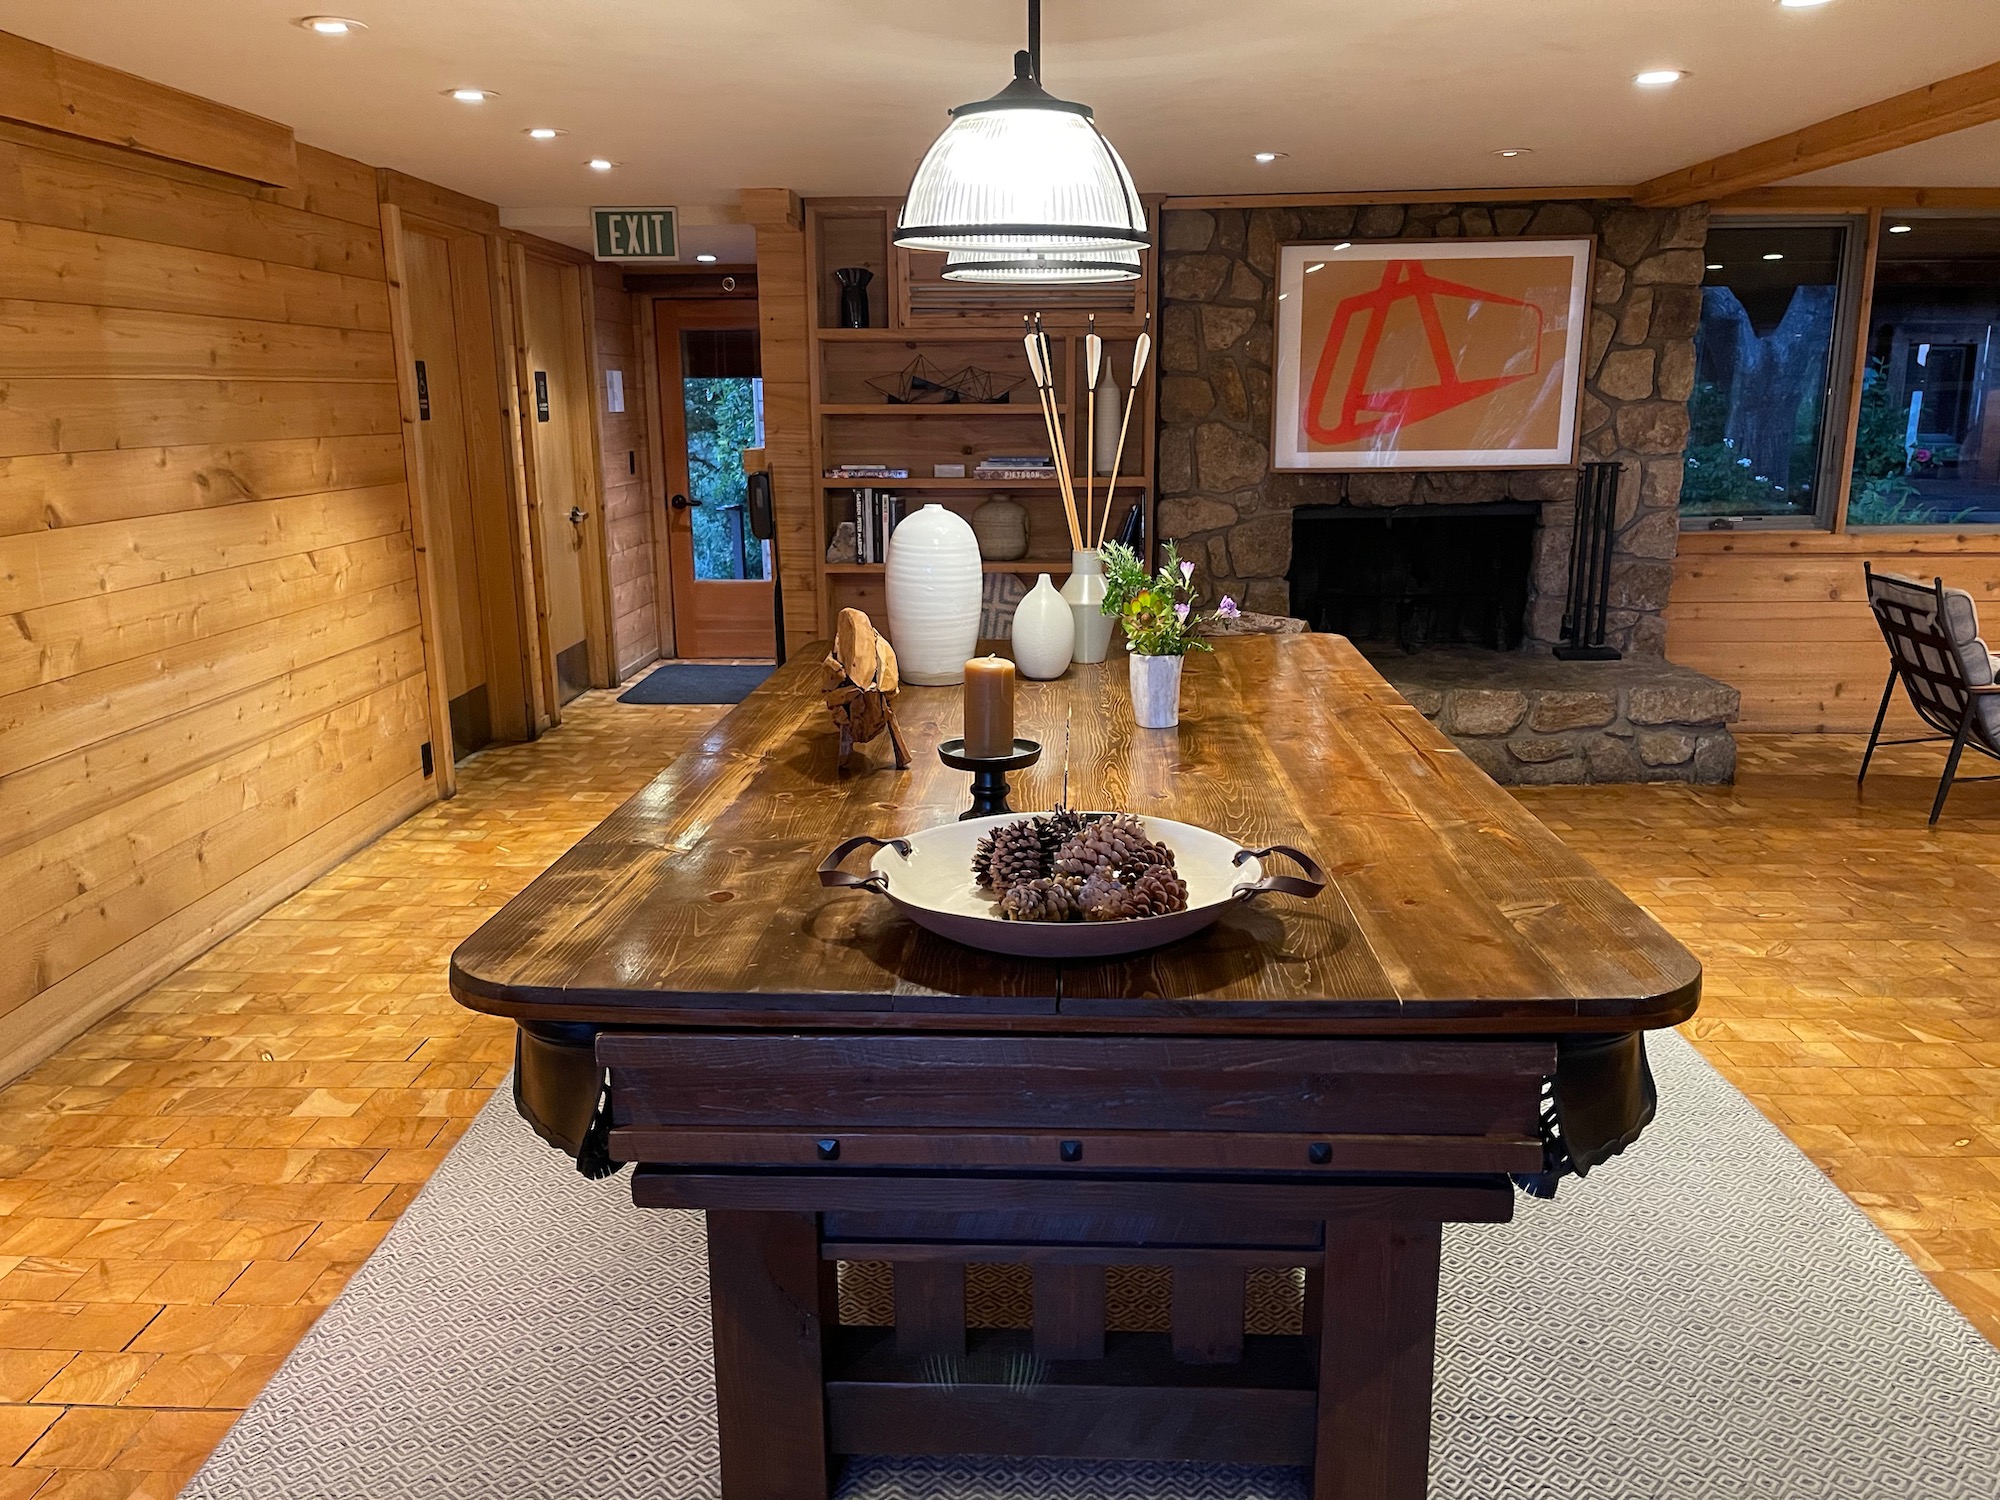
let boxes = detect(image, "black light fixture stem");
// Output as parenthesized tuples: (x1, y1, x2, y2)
(1027, 0, 1041, 82)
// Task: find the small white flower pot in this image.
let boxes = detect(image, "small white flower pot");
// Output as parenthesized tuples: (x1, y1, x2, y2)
(1129, 652, 1184, 730)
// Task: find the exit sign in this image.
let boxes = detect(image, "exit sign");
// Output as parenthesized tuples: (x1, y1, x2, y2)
(592, 206, 678, 261)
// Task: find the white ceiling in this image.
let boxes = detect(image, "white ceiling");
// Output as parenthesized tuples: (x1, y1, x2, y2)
(3, 0, 1998, 256)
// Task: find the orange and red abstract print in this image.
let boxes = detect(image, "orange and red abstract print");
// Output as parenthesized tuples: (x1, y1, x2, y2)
(1272, 239, 1593, 470)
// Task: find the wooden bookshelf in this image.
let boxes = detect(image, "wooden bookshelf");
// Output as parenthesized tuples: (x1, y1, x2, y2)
(804, 196, 1161, 641)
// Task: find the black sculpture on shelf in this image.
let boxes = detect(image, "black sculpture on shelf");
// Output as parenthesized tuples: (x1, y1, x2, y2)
(833, 266, 872, 329)
(867, 355, 1025, 406)
(1555, 461, 1624, 661)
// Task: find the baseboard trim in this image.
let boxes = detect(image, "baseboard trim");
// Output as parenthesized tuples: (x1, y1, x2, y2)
(0, 772, 436, 1087)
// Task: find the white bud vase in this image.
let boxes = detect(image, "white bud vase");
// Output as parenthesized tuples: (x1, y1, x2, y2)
(1059, 548, 1116, 664)
(1010, 573, 1074, 680)
(1129, 653, 1184, 730)
(884, 504, 981, 685)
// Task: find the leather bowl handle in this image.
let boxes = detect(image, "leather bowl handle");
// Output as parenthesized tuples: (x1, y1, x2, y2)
(817, 835, 911, 894)
(1231, 844, 1328, 902)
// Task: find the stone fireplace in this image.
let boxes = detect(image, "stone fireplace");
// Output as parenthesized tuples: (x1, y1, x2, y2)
(1157, 196, 1741, 783)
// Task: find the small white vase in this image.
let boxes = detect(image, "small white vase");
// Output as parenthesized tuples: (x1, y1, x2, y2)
(1093, 367, 1122, 477)
(885, 504, 982, 685)
(1129, 653, 1184, 729)
(1060, 549, 1117, 665)
(1010, 573, 1074, 680)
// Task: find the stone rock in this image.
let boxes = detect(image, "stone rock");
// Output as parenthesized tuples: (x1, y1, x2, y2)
(1160, 304, 1201, 373)
(1598, 349, 1656, 402)
(1206, 537, 1230, 579)
(1245, 365, 1273, 429)
(1594, 260, 1628, 307)
(1244, 578, 1290, 616)
(1629, 612, 1669, 658)
(1649, 285, 1703, 340)
(1163, 253, 1231, 302)
(1246, 210, 1299, 274)
(1588, 309, 1617, 377)
(1657, 342, 1696, 402)
(1528, 203, 1596, 237)
(1357, 204, 1406, 237)
(1526, 597, 1567, 645)
(1433, 216, 1462, 237)
(1398, 222, 1433, 240)
(1203, 304, 1258, 351)
(1243, 321, 1274, 369)
(1693, 731, 1736, 783)
(1608, 560, 1674, 611)
(1509, 755, 1590, 786)
(1213, 360, 1249, 422)
(1461, 206, 1495, 236)
(1640, 459, 1684, 510)
(1494, 207, 1534, 235)
(1347, 472, 1417, 506)
(1585, 736, 1644, 782)
(1661, 204, 1709, 250)
(1195, 423, 1269, 492)
(1445, 690, 1528, 737)
(1599, 208, 1659, 266)
(1214, 209, 1247, 254)
(1615, 401, 1691, 455)
(1616, 287, 1654, 345)
(1587, 428, 1619, 458)
(1401, 686, 1444, 717)
(1300, 207, 1358, 239)
(1158, 427, 1192, 492)
(1228, 514, 1292, 577)
(1163, 211, 1216, 253)
(1628, 681, 1740, 725)
(1454, 737, 1516, 782)
(1509, 735, 1576, 764)
(1157, 496, 1238, 537)
(1225, 262, 1265, 303)
(1159, 375, 1215, 425)
(1637, 730, 1696, 766)
(1633, 250, 1707, 286)
(1620, 509, 1679, 561)
(1529, 690, 1616, 731)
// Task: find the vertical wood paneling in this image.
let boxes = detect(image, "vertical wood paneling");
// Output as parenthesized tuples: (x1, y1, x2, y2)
(0, 116, 435, 1080)
(592, 262, 660, 677)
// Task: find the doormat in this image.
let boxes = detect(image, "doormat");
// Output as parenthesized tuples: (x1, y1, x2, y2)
(182, 1030, 2000, 1500)
(617, 662, 774, 705)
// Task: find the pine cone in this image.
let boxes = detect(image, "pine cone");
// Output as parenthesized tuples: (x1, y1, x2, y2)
(1078, 864, 1189, 922)
(1054, 814, 1175, 882)
(975, 818, 1054, 890)
(999, 876, 1081, 922)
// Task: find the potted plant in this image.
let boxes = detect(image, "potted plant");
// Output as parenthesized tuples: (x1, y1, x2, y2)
(1099, 541, 1238, 729)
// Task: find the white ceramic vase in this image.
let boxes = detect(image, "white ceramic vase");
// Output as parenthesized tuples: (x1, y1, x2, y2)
(1060, 548, 1117, 665)
(885, 504, 982, 685)
(1010, 573, 1074, 680)
(1129, 652, 1184, 730)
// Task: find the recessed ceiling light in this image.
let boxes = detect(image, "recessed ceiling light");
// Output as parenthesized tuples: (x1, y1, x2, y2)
(1779, 0, 1834, 8)
(1253, 151, 1287, 164)
(587, 158, 616, 172)
(447, 87, 496, 103)
(298, 16, 364, 35)
(1706, 262, 1724, 270)
(1634, 69, 1687, 87)
(1888, 223, 1914, 233)
(1493, 148, 1533, 159)
(525, 127, 565, 141)
(695, 253, 719, 264)
(1763, 252, 1785, 260)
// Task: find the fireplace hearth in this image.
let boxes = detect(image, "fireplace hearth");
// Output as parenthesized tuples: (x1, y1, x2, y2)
(1289, 503, 1537, 652)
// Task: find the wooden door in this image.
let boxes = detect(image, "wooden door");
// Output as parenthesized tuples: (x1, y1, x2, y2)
(402, 224, 529, 751)
(655, 301, 775, 659)
(518, 253, 604, 704)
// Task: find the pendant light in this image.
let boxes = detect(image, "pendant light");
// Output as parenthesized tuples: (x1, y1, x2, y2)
(943, 245, 1141, 284)
(897, 0, 1147, 258)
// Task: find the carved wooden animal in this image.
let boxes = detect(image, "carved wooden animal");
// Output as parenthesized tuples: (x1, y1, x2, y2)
(819, 608, 912, 769)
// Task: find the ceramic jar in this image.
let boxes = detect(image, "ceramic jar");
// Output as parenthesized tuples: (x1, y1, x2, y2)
(1129, 653, 1184, 730)
(885, 504, 982, 685)
(1059, 548, 1117, 664)
(970, 494, 1028, 561)
(1010, 573, 1074, 680)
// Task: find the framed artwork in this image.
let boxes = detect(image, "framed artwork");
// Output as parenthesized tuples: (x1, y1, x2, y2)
(1272, 237, 1595, 470)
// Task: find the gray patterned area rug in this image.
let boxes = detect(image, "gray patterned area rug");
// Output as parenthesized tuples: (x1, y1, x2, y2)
(183, 1030, 2000, 1500)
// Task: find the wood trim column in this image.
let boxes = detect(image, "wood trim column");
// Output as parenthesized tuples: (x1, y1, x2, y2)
(1831, 208, 1884, 535)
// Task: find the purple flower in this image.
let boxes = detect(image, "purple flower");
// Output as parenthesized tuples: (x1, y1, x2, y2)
(1179, 559, 1195, 583)
(1217, 595, 1240, 619)
(1174, 601, 1191, 623)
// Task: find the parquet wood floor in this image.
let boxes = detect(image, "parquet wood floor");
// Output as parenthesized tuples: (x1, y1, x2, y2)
(0, 698, 1992, 1497)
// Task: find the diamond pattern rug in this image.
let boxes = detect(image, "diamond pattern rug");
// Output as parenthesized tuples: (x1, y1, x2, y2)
(183, 1030, 2000, 1499)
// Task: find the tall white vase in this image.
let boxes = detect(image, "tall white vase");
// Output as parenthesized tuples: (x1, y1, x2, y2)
(885, 504, 981, 685)
(1093, 367, 1123, 477)
(1129, 653, 1184, 730)
(1060, 549, 1117, 665)
(1010, 573, 1074, 680)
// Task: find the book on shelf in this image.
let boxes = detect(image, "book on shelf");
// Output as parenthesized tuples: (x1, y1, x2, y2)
(826, 465, 909, 479)
(972, 466, 1058, 480)
(849, 489, 906, 565)
(973, 453, 1058, 479)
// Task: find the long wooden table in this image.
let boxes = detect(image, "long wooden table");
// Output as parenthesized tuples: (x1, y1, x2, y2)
(451, 635, 1700, 1499)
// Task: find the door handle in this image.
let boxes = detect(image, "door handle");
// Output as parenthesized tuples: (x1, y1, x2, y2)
(669, 492, 701, 511)
(568, 506, 588, 525)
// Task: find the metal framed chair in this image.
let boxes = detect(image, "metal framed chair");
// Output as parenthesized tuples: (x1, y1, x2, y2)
(1859, 564, 2000, 824)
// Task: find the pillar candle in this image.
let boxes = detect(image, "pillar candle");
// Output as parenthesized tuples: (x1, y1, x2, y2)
(962, 655, 1017, 759)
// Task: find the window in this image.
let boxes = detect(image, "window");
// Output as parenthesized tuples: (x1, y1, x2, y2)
(1681, 223, 1857, 525)
(1848, 217, 2000, 527)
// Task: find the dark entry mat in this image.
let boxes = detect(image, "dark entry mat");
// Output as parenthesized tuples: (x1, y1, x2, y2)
(616, 663, 774, 705)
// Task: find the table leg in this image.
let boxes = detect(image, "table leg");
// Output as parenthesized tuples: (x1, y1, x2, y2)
(706, 1210, 830, 1500)
(1313, 1219, 1442, 1500)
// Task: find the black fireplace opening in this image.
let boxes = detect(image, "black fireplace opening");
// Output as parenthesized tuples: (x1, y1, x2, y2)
(1288, 502, 1538, 652)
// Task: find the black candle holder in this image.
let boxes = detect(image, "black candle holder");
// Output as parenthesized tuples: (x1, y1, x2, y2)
(937, 738, 1042, 820)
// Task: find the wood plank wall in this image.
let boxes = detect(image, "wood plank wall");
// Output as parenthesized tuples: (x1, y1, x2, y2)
(1669, 531, 2000, 731)
(592, 262, 660, 677)
(0, 123, 434, 1079)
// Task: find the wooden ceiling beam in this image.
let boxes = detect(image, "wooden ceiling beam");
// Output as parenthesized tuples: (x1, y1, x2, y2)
(1632, 59, 2000, 208)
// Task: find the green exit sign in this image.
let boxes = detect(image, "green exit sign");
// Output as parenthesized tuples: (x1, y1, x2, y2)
(592, 207, 678, 261)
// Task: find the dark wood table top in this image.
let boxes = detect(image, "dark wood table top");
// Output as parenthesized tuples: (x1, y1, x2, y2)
(450, 635, 1700, 1035)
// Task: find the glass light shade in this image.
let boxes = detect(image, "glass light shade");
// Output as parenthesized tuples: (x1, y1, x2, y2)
(897, 95, 1147, 254)
(943, 244, 1141, 284)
